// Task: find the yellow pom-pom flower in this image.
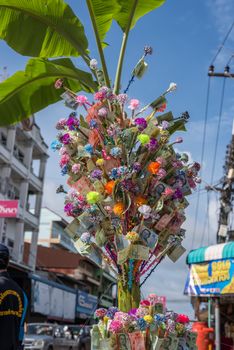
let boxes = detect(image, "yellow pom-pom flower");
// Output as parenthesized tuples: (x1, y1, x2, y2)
(126, 231, 139, 243)
(137, 134, 150, 145)
(143, 315, 153, 324)
(96, 158, 104, 166)
(86, 191, 100, 204)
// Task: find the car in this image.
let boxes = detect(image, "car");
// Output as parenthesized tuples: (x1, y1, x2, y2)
(62, 325, 91, 350)
(23, 323, 75, 350)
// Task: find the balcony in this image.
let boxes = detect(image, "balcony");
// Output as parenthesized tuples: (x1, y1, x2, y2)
(24, 210, 39, 228)
(0, 143, 10, 163)
(30, 172, 43, 191)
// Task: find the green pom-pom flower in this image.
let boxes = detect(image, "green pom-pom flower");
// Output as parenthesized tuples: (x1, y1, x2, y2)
(137, 134, 150, 145)
(86, 191, 101, 204)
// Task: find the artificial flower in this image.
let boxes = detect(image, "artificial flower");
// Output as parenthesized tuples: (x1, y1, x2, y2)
(126, 231, 139, 242)
(134, 118, 147, 131)
(144, 315, 153, 324)
(117, 93, 128, 105)
(135, 196, 147, 206)
(98, 107, 108, 117)
(176, 314, 190, 324)
(59, 154, 70, 167)
(104, 181, 116, 195)
(76, 95, 89, 105)
(140, 300, 150, 307)
(113, 202, 125, 216)
(137, 134, 150, 145)
(91, 169, 103, 180)
(162, 187, 174, 197)
(128, 99, 140, 110)
(147, 161, 161, 174)
(50, 140, 62, 151)
(96, 158, 104, 166)
(138, 205, 151, 219)
(146, 138, 158, 152)
(54, 79, 63, 89)
(60, 133, 72, 145)
(90, 58, 98, 70)
(86, 191, 101, 204)
(71, 163, 81, 174)
(110, 147, 122, 157)
(166, 82, 177, 93)
(95, 308, 107, 318)
(109, 320, 123, 333)
(80, 232, 92, 244)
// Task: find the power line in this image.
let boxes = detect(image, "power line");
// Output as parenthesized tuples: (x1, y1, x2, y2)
(191, 77, 211, 249)
(210, 21, 234, 65)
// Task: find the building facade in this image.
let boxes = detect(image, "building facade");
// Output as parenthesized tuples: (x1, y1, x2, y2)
(0, 120, 48, 270)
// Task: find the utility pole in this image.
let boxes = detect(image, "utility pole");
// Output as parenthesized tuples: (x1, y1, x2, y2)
(208, 65, 234, 78)
(206, 65, 234, 243)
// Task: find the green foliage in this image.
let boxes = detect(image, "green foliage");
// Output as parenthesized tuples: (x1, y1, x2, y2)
(0, 0, 88, 58)
(0, 58, 96, 126)
(91, 0, 165, 41)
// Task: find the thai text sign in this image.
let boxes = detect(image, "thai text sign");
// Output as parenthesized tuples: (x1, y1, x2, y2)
(0, 200, 19, 217)
(185, 258, 234, 296)
(76, 290, 97, 315)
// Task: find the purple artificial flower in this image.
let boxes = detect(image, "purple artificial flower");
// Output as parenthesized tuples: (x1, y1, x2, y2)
(60, 133, 72, 145)
(146, 137, 158, 152)
(132, 162, 141, 172)
(98, 107, 108, 117)
(56, 118, 67, 130)
(173, 188, 183, 200)
(64, 202, 74, 213)
(161, 121, 169, 130)
(128, 308, 138, 317)
(91, 169, 103, 180)
(66, 115, 79, 130)
(117, 94, 128, 105)
(157, 168, 167, 179)
(134, 117, 147, 131)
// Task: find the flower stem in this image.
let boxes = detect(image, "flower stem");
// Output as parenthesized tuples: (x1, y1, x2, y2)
(86, 0, 110, 88)
(113, 0, 139, 95)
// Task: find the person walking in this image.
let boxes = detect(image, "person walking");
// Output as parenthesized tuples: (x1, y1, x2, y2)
(0, 244, 28, 350)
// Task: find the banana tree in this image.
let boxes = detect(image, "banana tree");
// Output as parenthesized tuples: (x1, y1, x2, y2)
(0, 0, 165, 126)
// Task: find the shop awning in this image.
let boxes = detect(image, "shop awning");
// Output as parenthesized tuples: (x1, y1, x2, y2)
(187, 242, 234, 264)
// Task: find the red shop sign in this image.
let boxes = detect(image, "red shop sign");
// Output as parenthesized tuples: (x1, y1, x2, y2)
(0, 200, 19, 218)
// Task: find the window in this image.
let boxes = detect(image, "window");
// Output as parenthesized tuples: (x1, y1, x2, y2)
(0, 133, 7, 146)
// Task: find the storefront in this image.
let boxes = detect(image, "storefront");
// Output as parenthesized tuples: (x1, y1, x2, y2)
(76, 290, 98, 323)
(185, 242, 234, 350)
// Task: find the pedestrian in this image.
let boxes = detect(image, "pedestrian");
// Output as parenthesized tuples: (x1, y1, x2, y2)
(0, 244, 28, 350)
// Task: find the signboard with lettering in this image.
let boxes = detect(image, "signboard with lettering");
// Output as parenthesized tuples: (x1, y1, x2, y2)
(185, 258, 234, 296)
(76, 290, 97, 316)
(0, 200, 19, 217)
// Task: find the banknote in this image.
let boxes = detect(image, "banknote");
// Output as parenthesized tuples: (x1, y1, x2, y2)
(128, 331, 145, 350)
(151, 336, 164, 350)
(167, 243, 186, 262)
(117, 333, 131, 350)
(87, 159, 96, 172)
(74, 238, 91, 256)
(70, 176, 94, 195)
(95, 228, 107, 246)
(137, 226, 158, 249)
(93, 180, 105, 193)
(129, 244, 149, 261)
(155, 213, 175, 231)
(65, 219, 84, 241)
(118, 246, 130, 264)
(163, 333, 179, 350)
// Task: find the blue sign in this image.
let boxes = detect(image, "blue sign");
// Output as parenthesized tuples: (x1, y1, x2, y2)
(184, 258, 234, 296)
(76, 291, 97, 315)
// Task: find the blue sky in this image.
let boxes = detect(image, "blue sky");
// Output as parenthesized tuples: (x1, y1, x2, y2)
(1, 0, 234, 315)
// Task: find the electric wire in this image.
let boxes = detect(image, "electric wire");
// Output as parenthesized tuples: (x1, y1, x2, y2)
(191, 77, 211, 249)
(210, 21, 234, 65)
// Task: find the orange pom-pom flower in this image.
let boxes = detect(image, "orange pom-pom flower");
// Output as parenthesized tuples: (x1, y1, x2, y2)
(105, 180, 116, 195)
(147, 161, 161, 174)
(113, 202, 125, 216)
(135, 196, 147, 206)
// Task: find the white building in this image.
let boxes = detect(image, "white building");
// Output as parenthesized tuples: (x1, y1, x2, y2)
(0, 120, 48, 270)
(37, 207, 76, 252)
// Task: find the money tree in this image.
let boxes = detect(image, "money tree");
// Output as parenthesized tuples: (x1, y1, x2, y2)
(0, 0, 200, 312)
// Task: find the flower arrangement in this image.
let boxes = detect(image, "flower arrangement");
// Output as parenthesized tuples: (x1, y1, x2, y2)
(53, 60, 200, 312)
(91, 294, 198, 350)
